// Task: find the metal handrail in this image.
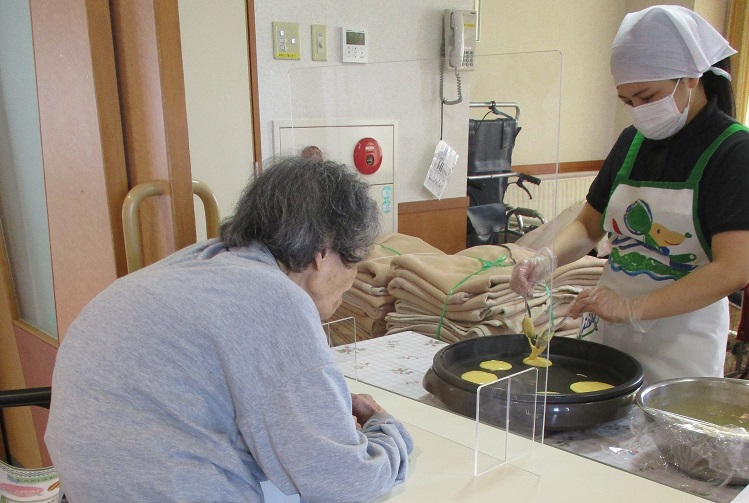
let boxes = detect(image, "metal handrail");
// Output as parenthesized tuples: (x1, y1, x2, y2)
(122, 179, 220, 273)
(469, 101, 521, 124)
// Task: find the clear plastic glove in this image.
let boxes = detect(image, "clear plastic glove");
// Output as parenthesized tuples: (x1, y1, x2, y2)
(569, 287, 653, 333)
(510, 247, 557, 298)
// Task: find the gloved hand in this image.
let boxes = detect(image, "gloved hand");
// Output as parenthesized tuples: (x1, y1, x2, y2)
(510, 247, 557, 298)
(569, 287, 653, 333)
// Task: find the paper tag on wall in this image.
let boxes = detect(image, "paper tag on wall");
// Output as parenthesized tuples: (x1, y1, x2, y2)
(423, 140, 458, 199)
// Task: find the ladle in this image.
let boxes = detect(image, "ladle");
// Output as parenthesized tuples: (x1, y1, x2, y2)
(534, 314, 571, 354)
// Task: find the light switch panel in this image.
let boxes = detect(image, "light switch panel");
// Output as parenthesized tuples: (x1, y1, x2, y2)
(272, 21, 300, 60)
(311, 24, 327, 61)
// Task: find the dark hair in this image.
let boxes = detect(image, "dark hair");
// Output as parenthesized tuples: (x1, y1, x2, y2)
(701, 57, 735, 118)
(219, 157, 381, 272)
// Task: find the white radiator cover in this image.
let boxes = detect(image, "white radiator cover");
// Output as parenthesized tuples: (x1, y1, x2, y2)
(502, 172, 597, 222)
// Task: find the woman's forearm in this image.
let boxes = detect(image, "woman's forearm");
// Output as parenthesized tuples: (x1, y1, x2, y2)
(550, 203, 606, 267)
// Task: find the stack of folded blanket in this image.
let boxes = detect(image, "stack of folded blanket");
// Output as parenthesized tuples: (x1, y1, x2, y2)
(384, 243, 606, 343)
(328, 233, 444, 345)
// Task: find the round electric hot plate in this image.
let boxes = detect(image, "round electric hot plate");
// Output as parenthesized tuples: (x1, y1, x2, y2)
(423, 333, 644, 431)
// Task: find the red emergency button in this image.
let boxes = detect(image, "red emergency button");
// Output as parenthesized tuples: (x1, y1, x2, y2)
(353, 137, 382, 175)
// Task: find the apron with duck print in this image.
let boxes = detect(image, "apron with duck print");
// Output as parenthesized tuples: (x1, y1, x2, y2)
(579, 123, 747, 385)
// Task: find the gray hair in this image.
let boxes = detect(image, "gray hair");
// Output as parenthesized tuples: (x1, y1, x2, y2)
(220, 156, 381, 271)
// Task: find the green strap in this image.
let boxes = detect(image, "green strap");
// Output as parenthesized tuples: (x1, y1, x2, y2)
(690, 123, 749, 260)
(435, 255, 510, 341)
(601, 132, 644, 229)
(376, 243, 402, 256)
(687, 123, 749, 185)
(618, 131, 645, 180)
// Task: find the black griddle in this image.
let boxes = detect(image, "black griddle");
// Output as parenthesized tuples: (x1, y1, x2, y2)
(423, 333, 644, 431)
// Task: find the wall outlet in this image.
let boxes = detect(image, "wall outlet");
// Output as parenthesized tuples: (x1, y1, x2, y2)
(272, 21, 300, 60)
(311, 24, 327, 61)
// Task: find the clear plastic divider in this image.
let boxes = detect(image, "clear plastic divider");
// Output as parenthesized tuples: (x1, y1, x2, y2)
(474, 367, 543, 477)
(323, 316, 359, 382)
(291, 50, 562, 479)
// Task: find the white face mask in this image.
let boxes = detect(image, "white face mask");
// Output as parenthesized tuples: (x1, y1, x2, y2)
(629, 79, 691, 140)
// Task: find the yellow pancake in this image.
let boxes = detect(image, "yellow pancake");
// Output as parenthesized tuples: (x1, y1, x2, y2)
(522, 356, 552, 368)
(479, 359, 512, 371)
(570, 381, 614, 393)
(461, 370, 499, 385)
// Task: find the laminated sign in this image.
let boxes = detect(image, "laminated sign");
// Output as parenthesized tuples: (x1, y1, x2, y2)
(424, 140, 458, 199)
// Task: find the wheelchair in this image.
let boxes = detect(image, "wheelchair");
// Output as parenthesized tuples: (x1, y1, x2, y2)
(466, 101, 545, 247)
(0, 387, 66, 502)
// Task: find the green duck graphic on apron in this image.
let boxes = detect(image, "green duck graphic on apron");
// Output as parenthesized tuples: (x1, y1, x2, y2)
(609, 198, 698, 280)
(579, 124, 747, 384)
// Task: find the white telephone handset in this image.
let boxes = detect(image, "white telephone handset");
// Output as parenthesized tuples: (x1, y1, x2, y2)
(449, 11, 465, 68)
(443, 9, 476, 71)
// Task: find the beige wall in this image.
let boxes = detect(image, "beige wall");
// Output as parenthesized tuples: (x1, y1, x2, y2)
(474, 0, 626, 166)
(474, 0, 729, 166)
(178, 0, 255, 240)
(694, 0, 728, 32)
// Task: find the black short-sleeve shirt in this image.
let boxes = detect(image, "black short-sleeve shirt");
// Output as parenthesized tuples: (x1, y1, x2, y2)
(587, 98, 749, 245)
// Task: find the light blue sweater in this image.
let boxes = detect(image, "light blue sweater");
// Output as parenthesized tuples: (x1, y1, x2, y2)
(45, 241, 413, 502)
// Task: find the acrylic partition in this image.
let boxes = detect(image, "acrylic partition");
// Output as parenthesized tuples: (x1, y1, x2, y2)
(305, 51, 562, 479)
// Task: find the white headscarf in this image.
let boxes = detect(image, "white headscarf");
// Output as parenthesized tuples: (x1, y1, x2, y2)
(610, 5, 736, 86)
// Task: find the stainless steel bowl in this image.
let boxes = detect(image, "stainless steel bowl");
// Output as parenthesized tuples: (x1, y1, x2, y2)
(637, 377, 749, 485)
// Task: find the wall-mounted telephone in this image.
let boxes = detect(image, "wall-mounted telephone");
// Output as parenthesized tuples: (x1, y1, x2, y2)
(443, 9, 476, 71)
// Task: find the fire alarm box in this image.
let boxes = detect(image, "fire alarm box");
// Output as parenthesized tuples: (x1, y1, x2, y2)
(353, 137, 382, 175)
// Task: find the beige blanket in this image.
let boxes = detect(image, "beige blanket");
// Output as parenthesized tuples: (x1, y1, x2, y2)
(356, 233, 445, 287)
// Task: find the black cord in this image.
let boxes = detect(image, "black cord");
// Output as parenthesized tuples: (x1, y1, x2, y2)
(440, 102, 444, 140)
(472, 109, 493, 134)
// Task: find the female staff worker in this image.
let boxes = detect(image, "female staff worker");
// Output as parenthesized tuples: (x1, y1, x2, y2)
(511, 5, 749, 385)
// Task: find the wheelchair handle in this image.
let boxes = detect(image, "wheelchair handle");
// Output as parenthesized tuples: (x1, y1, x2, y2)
(515, 173, 540, 200)
(518, 173, 541, 185)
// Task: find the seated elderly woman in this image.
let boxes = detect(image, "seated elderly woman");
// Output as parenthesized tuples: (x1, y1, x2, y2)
(45, 157, 414, 502)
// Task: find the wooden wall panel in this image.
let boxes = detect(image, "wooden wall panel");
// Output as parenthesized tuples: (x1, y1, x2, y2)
(0, 219, 41, 468)
(398, 197, 470, 255)
(245, 0, 262, 166)
(111, 0, 196, 267)
(14, 323, 56, 467)
(30, 0, 127, 338)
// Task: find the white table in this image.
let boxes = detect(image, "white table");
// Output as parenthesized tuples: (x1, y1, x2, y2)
(353, 379, 706, 503)
(332, 331, 746, 502)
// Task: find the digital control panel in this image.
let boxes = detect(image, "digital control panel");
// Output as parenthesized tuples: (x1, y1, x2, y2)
(341, 27, 368, 64)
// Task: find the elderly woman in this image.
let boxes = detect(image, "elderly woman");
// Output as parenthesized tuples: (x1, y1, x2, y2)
(511, 6, 749, 385)
(46, 157, 414, 502)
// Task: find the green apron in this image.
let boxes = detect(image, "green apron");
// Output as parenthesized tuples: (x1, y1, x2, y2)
(579, 124, 747, 384)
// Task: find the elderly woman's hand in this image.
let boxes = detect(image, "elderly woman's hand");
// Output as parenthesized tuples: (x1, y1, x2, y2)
(351, 393, 385, 428)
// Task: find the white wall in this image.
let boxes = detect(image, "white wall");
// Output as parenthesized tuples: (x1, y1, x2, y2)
(254, 0, 473, 204)
(188, 1, 730, 213)
(178, 0, 255, 240)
